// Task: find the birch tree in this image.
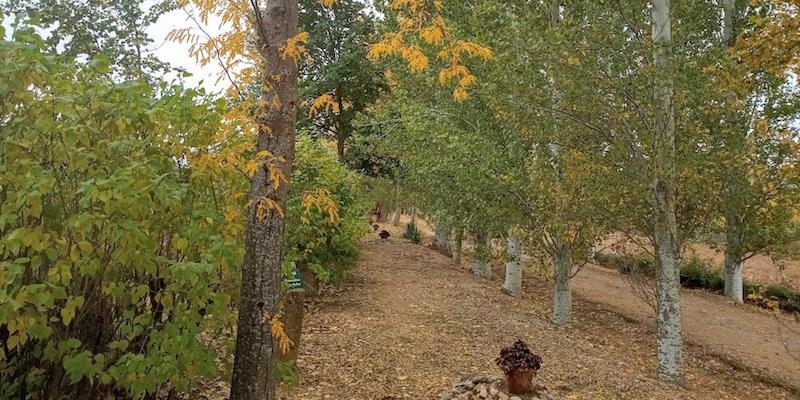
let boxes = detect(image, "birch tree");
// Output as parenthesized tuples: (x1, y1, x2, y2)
(650, 0, 683, 382)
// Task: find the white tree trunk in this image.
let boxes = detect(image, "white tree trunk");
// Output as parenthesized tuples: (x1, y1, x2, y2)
(503, 234, 523, 296)
(724, 218, 745, 303)
(391, 208, 401, 226)
(452, 228, 463, 265)
(723, 0, 734, 46)
(432, 222, 453, 258)
(724, 252, 744, 302)
(473, 231, 491, 278)
(552, 238, 572, 326)
(721, 0, 745, 305)
(651, 0, 684, 383)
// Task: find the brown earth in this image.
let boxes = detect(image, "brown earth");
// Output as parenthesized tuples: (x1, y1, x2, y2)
(599, 233, 800, 290)
(275, 218, 799, 399)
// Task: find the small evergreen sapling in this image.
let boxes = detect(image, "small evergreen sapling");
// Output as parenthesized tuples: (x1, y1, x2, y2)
(402, 221, 422, 244)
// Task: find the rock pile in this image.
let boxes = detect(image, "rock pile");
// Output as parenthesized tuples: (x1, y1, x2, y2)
(438, 375, 557, 400)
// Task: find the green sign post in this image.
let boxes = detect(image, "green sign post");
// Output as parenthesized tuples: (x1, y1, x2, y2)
(284, 266, 304, 290)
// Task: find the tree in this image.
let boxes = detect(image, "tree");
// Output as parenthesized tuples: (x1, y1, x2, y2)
(3, 0, 174, 80)
(706, 0, 800, 303)
(298, 0, 388, 159)
(650, 0, 683, 382)
(227, 1, 300, 399)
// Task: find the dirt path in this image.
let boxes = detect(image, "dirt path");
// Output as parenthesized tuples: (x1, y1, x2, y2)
(573, 264, 800, 392)
(282, 222, 796, 399)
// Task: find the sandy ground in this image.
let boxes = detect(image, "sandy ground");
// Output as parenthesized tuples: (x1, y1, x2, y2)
(599, 233, 800, 290)
(277, 218, 799, 399)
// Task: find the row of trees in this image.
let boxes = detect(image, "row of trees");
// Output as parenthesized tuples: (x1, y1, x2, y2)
(3, 0, 799, 399)
(371, 0, 800, 384)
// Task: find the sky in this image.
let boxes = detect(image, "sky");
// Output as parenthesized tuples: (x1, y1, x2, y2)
(2, 5, 227, 93)
(145, 8, 227, 93)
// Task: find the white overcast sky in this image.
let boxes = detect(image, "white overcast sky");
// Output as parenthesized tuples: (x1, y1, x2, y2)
(2, 6, 227, 93)
(145, 8, 227, 93)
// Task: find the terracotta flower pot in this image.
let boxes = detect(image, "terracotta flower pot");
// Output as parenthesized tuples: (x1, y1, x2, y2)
(505, 370, 535, 394)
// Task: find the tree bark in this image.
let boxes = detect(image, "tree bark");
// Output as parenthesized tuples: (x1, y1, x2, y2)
(552, 237, 572, 326)
(721, 0, 745, 304)
(473, 231, 491, 278)
(452, 228, 463, 265)
(230, 1, 299, 400)
(391, 208, 401, 226)
(651, 0, 684, 383)
(278, 288, 305, 363)
(724, 216, 744, 302)
(432, 221, 453, 258)
(503, 234, 522, 296)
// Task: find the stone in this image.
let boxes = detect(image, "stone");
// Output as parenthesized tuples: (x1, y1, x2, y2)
(489, 385, 499, 396)
(472, 375, 493, 384)
(438, 390, 453, 400)
(532, 383, 547, 394)
(554, 382, 571, 392)
(541, 394, 556, 400)
(454, 381, 475, 393)
(477, 384, 489, 399)
(497, 394, 509, 400)
(510, 397, 522, 400)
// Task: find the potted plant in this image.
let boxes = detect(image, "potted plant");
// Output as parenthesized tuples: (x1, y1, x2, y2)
(495, 339, 542, 394)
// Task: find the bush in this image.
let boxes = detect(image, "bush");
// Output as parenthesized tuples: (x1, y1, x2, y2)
(593, 251, 654, 275)
(763, 285, 800, 313)
(284, 135, 369, 285)
(402, 221, 422, 244)
(0, 30, 240, 399)
(680, 257, 725, 291)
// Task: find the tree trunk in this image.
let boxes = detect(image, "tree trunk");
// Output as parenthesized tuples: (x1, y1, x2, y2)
(230, 2, 299, 400)
(452, 228, 463, 265)
(552, 237, 572, 326)
(279, 289, 305, 363)
(391, 208, 401, 226)
(651, 0, 684, 383)
(410, 206, 417, 225)
(473, 231, 491, 278)
(432, 222, 453, 258)
(724, 216, 744, 303)
(502, 234, 522, 296)
(721, 0, 745, 305)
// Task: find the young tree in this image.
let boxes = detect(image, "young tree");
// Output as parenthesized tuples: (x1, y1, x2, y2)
(650, 0, 683, 382)
(706, 0, 800, 303)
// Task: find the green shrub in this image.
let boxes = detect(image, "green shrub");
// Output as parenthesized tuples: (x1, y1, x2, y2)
(763, 285, 800, 313)
(593, 251, 654, 275)
(0, 30, 240, 399)
(680, 257, 725, 291)
(402, 221, 422, 244)
(284, 135, 369, 285)
(277, 360, 301, 386)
